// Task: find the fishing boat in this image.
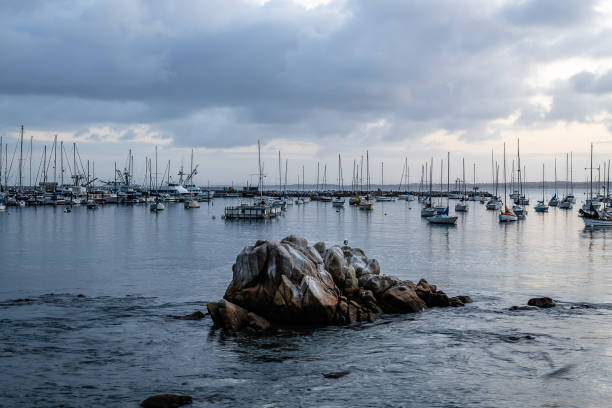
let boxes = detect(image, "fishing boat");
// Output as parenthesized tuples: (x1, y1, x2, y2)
(427, 153, 458, 225)
(224, 141, 281, 220)
(499, 143, 517, 222)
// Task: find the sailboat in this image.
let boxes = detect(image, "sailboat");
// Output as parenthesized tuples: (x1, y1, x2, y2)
(427, 152, 458, 225)
(332, 154, 345, 208)
(421, 159, 436, 217)
(376, 162, 395, 201)
(549, 157, 559, 206)
(486, 162, 502, 210)
(580, 143, 612, 226)
(359, 151, 374, 211)
(455, 158, 468, 212)
(511, 139, 527, 218)
(534, 164, 549, 212)
(349, 159, 361, 205)
(559, 153, 573, 209)
(499, 143, 517, 222)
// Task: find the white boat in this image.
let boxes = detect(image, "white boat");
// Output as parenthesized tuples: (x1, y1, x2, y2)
(86, 200, 98, 209)
(448, 193, 462, 199)
(454, 159, 468, 212)
(332, 197, 345, 208)
(184, 200, 200, 209)
(0, 203, 6, 212)
(549, 194, 559, 207)
(421, 205, 437, 217)
(499, 208, 518, 222)
(455, 199, 468, 212)
(427, 207, 458, 224)
(512, 205, 527, 218)
(150, 200, 165, 211)
(534, 164, 548, 213)
(359, 199, 374, 211)
(427, 153, 457, 225)
(485, 197, 502, 210)
(375, 195, 395, 202)
(559, 199, 573, 209)
(534, 200, 548, 212)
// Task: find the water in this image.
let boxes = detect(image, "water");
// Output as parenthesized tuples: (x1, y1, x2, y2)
(1, 191, 611, 407)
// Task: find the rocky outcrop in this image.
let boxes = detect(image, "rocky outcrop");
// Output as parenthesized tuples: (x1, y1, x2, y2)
(208, 235, 470, 333)
(527, 297, 555, 308)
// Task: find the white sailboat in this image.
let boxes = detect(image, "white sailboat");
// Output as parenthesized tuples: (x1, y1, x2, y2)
(580, 143, 612, 226)
(559, 153, 573, 209)
(427, 152, 458, 225)
(512, 139, 527, 218)
(332, 154, 345, 208)
(499, 143, 517, 222)
(549, 157, 559, 206)
(359, 151, 374, 211)
(534, 164, 549, 213)
(455, 158, 468, 212)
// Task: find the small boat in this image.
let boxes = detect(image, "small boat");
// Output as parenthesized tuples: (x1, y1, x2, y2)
(580, 206, 612, 226)
(534, 164, 548, 213)
(332, 197, 345, 208)
(549, 194, 559, 207)
(512, 205, 527, 218)
(184, 200, 200, 209)
(559, 197, 573, 209)
(64, 207, 72, 213)
(150, 200, 165, 211)
(349, 196, 361, 205)
(455, 198, 468, 212)
(455, 159, 468, 212)
(359, 198, 374, 211)
(421, 205, 437, 217)
(427, 207, 458, 224)
(534, 200, 548, 212)
(375, 195, 396, 202)
(86, 200, 98, 209)
(499, 207, 517, 222)
(485, 197, 502, 210)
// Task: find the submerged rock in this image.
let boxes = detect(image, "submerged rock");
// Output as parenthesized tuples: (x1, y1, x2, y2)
(173, 311, 206, 320)
(323, 371, 350, 379)
(208, 235, 468, 333)
(527, 297, 555, 308)
(140, 394, 192, 408)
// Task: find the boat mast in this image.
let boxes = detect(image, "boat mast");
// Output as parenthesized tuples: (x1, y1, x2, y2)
(462, 158, 466, 196)
(366, 151, 370, 193)
(29, 136, 32, 188)
(447, 152, 450, 207)
(590, 142, 593, 204)
(542, 163, 545, 202)
(155, 145, 158, 190)
(257, 140, 262, 198)
(19, 125, 23, 192)
(60, 141, 64, 187)
(284, 159, 288, 193)
(554, 156, 557, 197)
(503, 143, 507, 210)
(278, 150, 282, 194)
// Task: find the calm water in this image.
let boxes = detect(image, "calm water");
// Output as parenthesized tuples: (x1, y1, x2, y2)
(1, 191, 611, 407)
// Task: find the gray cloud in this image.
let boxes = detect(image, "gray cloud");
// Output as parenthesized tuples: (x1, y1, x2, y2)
(0, 0, 610, 151)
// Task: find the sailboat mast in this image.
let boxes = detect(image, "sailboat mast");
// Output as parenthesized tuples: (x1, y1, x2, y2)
(257, 140, 262, 197)
(278, 151, 282, 194)
(19, 125, 23, 192)
(29, 136, 32, 188)
(60, 141, 64, 186)
(590, 143, 593, 203)
(503, 143, 507, 210)
(366, 151, 370, 192)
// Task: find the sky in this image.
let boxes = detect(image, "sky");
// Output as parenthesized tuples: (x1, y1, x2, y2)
(2, 0, 612, 187)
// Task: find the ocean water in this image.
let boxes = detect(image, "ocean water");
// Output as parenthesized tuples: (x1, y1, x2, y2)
(1, 191, 611, 407)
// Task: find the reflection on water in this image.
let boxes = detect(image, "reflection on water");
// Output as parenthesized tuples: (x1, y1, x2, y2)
(1, 191, 611, 407)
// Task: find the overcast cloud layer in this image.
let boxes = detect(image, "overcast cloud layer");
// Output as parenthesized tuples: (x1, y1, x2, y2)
(1, 0, 612, 183)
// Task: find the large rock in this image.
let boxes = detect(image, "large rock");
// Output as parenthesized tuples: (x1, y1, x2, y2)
(208, 235, 467, 332)
(379, 285, 427, 313)
(527, 297, 555, 308)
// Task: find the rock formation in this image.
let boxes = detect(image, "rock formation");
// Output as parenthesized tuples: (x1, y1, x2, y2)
(207, 235, 470, 333)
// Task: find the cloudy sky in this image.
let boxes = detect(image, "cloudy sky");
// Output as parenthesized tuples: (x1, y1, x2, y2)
(2, 0, 612, 187)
